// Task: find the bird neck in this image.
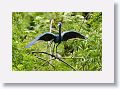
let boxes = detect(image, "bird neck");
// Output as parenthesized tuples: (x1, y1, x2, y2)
(59, 25, 61, 41)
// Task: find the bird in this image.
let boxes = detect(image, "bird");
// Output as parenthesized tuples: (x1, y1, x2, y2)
(25, 22, 87, 54)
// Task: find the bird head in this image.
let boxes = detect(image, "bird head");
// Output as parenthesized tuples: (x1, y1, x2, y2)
(58, 22, 62, 27)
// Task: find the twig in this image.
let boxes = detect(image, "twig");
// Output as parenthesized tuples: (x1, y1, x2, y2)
(32, 51, 77, 71)
(62, 57, 83, 59)
(34, 54, 56, 70)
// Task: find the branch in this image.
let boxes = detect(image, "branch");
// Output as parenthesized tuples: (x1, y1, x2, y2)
(34, 54, 56, 70)
(32, 51, 77, 71)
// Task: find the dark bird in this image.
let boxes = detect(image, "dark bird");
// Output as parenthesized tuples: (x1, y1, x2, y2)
(25, 22, 87, 53)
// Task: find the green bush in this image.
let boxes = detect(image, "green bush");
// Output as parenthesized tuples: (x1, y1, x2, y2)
(12, 12, 102, 71)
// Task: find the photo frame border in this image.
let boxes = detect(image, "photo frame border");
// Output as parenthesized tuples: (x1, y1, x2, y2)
(0, 0, 114, 83)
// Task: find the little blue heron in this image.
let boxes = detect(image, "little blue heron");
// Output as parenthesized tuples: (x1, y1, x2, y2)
(25, 22, 87, 54)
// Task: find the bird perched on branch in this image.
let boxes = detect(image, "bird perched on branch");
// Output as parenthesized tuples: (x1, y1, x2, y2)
(25, 22, 87, 54)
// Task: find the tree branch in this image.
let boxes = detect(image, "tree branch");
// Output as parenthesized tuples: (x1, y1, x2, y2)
(32, 51, 77, 71)
(34, 54, 56, 70)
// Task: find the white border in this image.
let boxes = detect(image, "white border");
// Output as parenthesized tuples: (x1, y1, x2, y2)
(0, 0, 114, 83)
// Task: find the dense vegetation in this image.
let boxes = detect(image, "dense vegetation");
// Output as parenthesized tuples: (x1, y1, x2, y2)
(12, 12, 102, 71)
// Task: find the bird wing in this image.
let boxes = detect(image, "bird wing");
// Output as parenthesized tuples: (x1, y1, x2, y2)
(61, 31, 87, 41)
(25, 32, 56, 48)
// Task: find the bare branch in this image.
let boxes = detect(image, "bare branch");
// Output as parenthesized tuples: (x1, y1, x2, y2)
(32, 51, 77, 71)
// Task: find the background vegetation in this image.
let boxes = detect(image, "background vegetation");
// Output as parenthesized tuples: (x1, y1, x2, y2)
(12, 12, 102, 71)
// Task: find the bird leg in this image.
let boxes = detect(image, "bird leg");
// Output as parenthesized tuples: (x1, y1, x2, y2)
(56, 43, 60, 54)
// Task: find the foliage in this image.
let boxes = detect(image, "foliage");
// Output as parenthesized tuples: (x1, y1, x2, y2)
(12, 12, 102, 71)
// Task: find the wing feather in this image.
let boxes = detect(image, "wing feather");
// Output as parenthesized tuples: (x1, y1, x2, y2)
(61, 31, 87, 41)
(25, 32, 56, 48)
